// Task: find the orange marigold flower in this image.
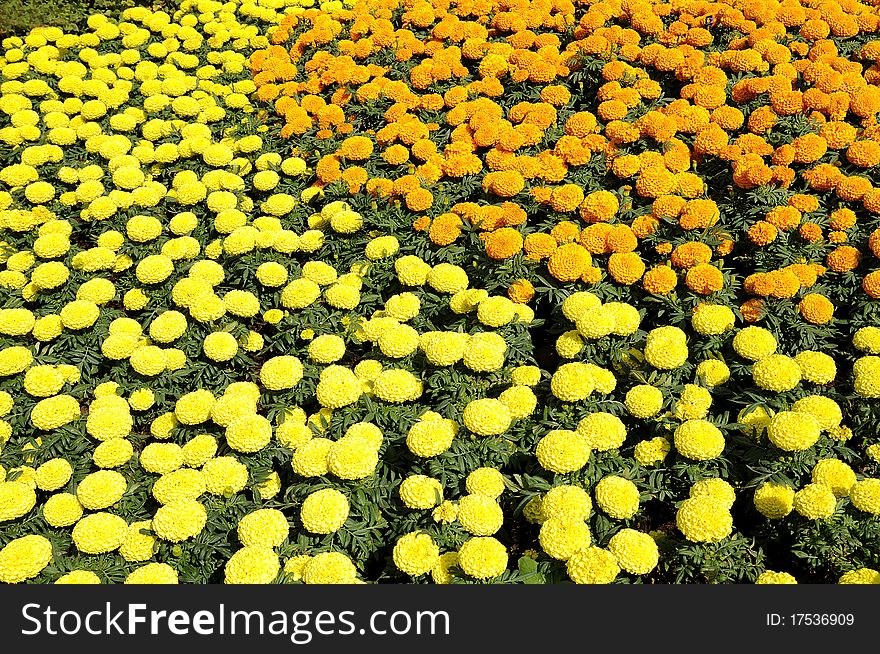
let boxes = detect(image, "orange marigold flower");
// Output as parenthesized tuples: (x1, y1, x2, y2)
(547, 243, 592, 282)
(337, 135, 374, 161)
(484, 228, 524, 259)
(316, 154, 342, 183)
(836, 176, 872, 203)
(788, 194, 819, 213)
(829, 208, 857, 231)
(581, 266, 604, 284)
(655, 242, 673, 256)
(631, 215, 659, 238)
(635, 167, 677, 198)
(716, 239, 734, 257)
(748, 221, 778, 246)
(671, 241, 712, 269)
(413, 215, 431, 232)
(642, 265, 678, 294)
(405, 188, 434, 212)
(679, 199, 720, 230)
(607, 252, 645, 285)
(652, 195, 686, 219)
(786, 263, 818, 287)
(483, 170, 525, 198)
(550, 221, 580, 244)
(428, 213, 462, 245)
(847, 141, 880, 168)
(685, 263, 724, 295)
(869, 228, 880, 258)
(798, 294, 834, 324)
(791, 134, 828, 164)
(606, 225, 638, 253)
(799, 222, 822, 242)
(578, 223, 614, 254)
(863, 271, 880, 298)
(826, 245, 861, 272)
(508, 278, 535, 304)
(828, 231, 847, 244)
(740, 298, 765, 323)
(765, 206, 802, 231)
(524, 233, 558, 260)
(767, 269, 802, 298)
(550, 184, 585, 213)
(579, 190, 619, 223)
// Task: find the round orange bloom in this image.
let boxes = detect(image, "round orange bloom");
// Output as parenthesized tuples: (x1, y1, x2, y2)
(338, 135, 374, 161)
(798, 294, 834, 324)
(428, 213, 462, 246)
(829, 208, 857, 231)
(655, 242, 673, 256)
(828, 231, 847, 244)
(551, 221, 580, 244)
(405, 188, 434, 212)
(765, 206, 802, 231)
(740, 299, 765, 323)
(383, 144, 410, 165)
(579, 190, 619, 223)
(578, 223, 614, 254)
(484, 228, 524, 259)
(413, 215, 431, 231)
(716, 239, 734, 257)
(679, 199, 720, 230)
(642, 265, 678, 294)
(836, 176, 873, 203)
(652, 195, 686, 219)
(501, 203, 527, 227)
(685, 263, 724, 295)
(799, 222, 822, 242)
(316, 154, 342, 184)
(863, 271, 880, 298)
(508, 279, 535, 304)
(550, 184, 585, 213)
(788, 194, 819, 213)
(868, 228, 880, 258)
(826, 245, 861, 272)
(524, 233, 558, 260)
(366, 178, 394, 198)
(748, 221, 778, 245)
(631, 215, 659, 238)
(671, 242, 712, 269)
(766, 269, 802, 298)
(635, 167, 677, 198)
(547, 243, 592, 282)
(847, 141, 880, 168)
(786, 264, 818, 288)
(606, 225, 638, 253)
(607, 252, 646, 285)
(581, 266, 604, 284)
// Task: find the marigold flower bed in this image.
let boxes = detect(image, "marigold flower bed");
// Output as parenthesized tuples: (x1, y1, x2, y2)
(0, 0, 880, 585)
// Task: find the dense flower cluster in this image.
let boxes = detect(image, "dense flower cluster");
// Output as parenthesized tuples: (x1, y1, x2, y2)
(1, 0, 879, 586)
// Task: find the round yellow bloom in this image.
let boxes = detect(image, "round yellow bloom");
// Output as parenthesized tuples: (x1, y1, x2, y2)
(536, 430, 590, 473)
(300, 488, 349, 534)
(225, 546, 280, 584)
(601, 524, 656, 575)
(676, 497, 732, 542)
(393, 532, 440, 577)
(566, 547, 619, 584)
(462, 398, 511, 436)
(0, 535, 52, 583)
(457, 537, 508, 580)
(458, 494, 504, 535)
(399, 475, 443, 509)
(595, 476, 640, 519)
